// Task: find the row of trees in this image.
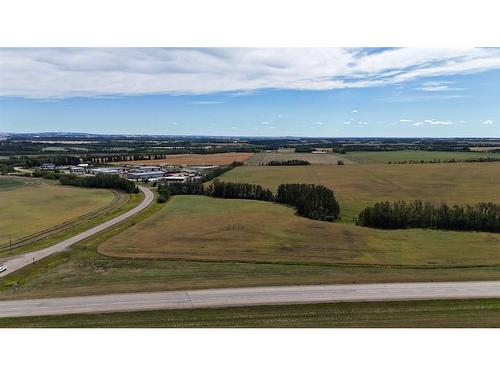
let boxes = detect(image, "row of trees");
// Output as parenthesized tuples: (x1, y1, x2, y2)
(357, 200, 500, 232)
(209, 180, 274, 201)
(276, 184, 340, 221)
(83, 154, 169, 164)
(265, 160, 311, 166)
(388, 157, 500, 165)
(60, 173, 138, 193)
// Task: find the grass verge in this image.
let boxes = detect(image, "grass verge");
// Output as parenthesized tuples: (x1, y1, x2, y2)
(3, 298, 500, 327)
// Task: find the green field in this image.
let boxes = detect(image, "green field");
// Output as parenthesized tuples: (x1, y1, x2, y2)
(219, 162, 500, 221)
(0, 178, 25, 190)
(0, 177, 115, 245)
(99, 195, 500, 267)
(3, 299, 500, 327)
(345, 150, 500, 164)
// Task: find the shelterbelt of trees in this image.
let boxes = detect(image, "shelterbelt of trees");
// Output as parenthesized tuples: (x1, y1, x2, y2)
(265, 160, 311, 166)
(157, 180, 340, 222)
(357, 200, 500, 233)
(388, 157, 500, 164)
(60, 174, 138, 194)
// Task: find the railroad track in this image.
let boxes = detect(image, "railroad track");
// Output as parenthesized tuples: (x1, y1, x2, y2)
(0, 184, 129, 252)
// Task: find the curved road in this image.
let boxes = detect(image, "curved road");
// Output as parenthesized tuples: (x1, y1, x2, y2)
(2, 281, 500, 317)
(0, 185, 154, 278)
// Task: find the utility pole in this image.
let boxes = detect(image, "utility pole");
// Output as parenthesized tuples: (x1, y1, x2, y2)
(9, 235, 12, 255)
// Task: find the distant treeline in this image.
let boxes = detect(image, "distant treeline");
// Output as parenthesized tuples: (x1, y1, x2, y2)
(388, 157, 500, 164)
(157, 180, 340, 222)
(265, 160, 311, 166)
(60, 174, 138, 193)
(84, 154, 168, 164)
(357, 200, 500, 233)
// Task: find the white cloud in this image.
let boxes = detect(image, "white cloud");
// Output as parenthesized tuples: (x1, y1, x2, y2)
(412, 122, 423, 127)
(424, 119, 453, 125)
(2, 48, 500, 98)
(358, 121, 368, 125)
(459, 120, 467, 123)
(399, 119, 412, 123)
(260, 121, 270, 125)
(314, 121, 324, 125)
(483, 119, 494, 125)
(352, 109, 358, 113)
(415, 81, 464, 92)
(343, 121, 351, 125)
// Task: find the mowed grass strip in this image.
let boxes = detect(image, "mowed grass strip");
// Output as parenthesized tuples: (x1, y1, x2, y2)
(98, 195, 500, 267)
(0, 179, 115, 244)
(219, 162, 500, 221)
(4, 299, 500, 327)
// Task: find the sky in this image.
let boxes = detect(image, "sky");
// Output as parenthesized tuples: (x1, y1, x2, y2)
(0, 47, 499, 137)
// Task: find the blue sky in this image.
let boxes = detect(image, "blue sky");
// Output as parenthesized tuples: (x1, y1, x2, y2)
(0, 48, 499, 137)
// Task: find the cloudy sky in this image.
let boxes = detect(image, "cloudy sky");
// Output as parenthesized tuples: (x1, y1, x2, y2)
(0, 47, 499, 137)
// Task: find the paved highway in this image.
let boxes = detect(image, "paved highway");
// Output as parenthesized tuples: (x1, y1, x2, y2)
(2, 281, 500, 317)
(0, 185, 154, 278)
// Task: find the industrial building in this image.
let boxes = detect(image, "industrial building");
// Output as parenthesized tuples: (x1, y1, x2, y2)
(126, 171, 165, 180)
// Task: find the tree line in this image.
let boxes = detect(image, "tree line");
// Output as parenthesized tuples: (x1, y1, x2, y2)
(60, 173, 138, 193)
(388, 157, 500, 164)
(265, 160, 311, 166)
(356, 200, 499, 232)
(156, 180, 340, 222)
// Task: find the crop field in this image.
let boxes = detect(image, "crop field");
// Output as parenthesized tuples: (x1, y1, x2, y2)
(0, 177, 116, 246)
(99, 195, 500, 266)
(1, 160, 499, 302)
(219, 162, 500, 221)
(344, 150, 500, 164)
(4, 299, 500, 328)
(3, 194, 500, 301)
(112, 152, 254, 166)
(246, 152, 353, 165)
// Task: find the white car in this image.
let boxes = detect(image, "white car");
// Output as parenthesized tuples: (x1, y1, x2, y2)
(0, 264, 6, 273)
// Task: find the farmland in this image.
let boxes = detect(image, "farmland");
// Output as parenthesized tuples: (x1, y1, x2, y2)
(111, 152, 254, 166)
(1, 160, 499, 303)
(246, 152, 353, 165)
(0, 177, 116, 247)
(219, 162, 500, 221)
(99, 195, 500, 266)
(344, 150, 500, 164)
(3, 299, 500, 328)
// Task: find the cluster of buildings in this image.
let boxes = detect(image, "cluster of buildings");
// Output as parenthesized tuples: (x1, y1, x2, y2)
(38, 162, 219, 184)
